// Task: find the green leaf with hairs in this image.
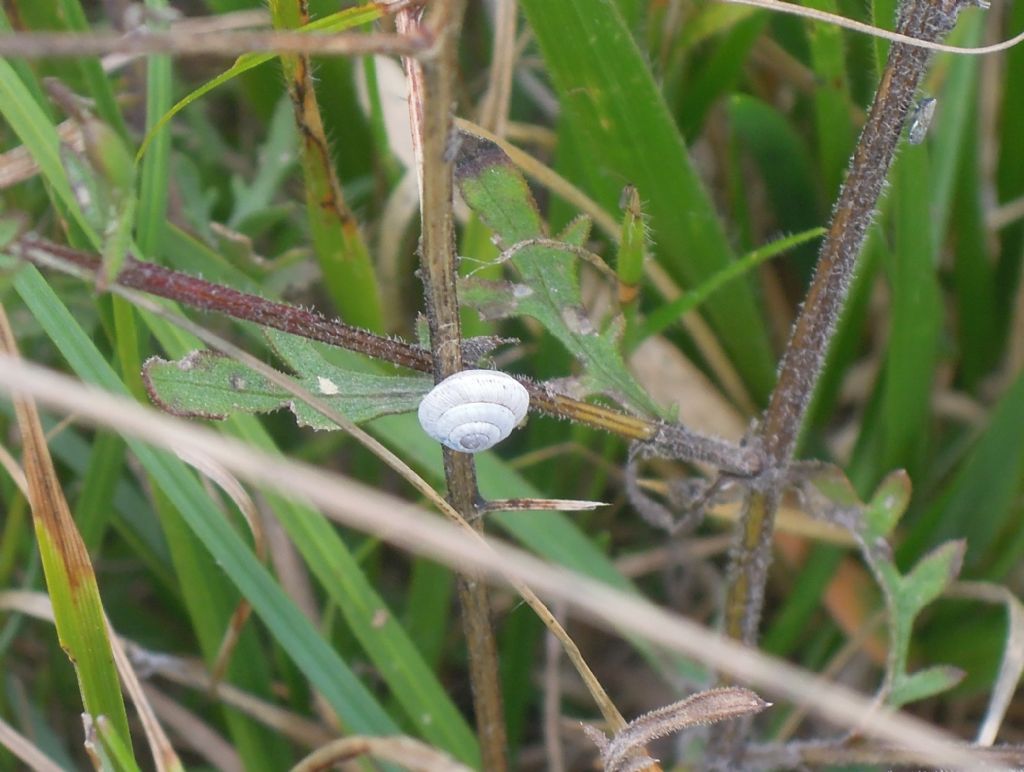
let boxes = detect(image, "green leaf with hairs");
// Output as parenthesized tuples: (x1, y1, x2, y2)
(455, 132, 659, 415)
(857, 475, 965, 710)
(143, 330, 431, 429)
(889, 665, 965, 708)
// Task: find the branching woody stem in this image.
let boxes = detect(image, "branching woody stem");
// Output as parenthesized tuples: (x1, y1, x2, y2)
(724, 0, 984, 645)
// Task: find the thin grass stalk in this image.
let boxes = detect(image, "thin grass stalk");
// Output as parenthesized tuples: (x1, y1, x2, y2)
(0, 28, 427, 57)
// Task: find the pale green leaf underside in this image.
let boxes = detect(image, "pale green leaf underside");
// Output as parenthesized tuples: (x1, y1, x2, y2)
(143, 330, 431, 430)
(853, 476, 965, 710)
(456, 133, 659, 416)
(890, 665, 965, 708)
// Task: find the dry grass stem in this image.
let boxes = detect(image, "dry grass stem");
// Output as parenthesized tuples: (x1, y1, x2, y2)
(0, 29, 428, 59)
(0, 715, 64, 772)
(0, 356, 1005, 770)
(290, 735, 473, 772)
(585, 688, 770, 772)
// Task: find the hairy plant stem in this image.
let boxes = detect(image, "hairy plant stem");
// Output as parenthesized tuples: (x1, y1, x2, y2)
(723, 0, 983, 645)
(400, 3, 507, 769)
(13, 237, 763, 476)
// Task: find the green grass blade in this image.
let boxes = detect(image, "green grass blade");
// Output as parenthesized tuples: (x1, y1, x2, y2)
(268, 0, 383, 330)
(53, 0, 128, 138)
(135, 0, 173, 256)
(676, 15, 767, 140)
(926, 13, 983, 244)
(804, 0, 856, 199)
(72, 432, 127, 553)
(727, 95, 823, 261)
(875, 148, 941, 481)
(904, 371, 1024, 576)
(0, 59, 80, 231)
(8, 357, 134, 754)
(135, 4, 385, 162)
(640, 227, 825, 340)
(14, 265, 402, 740)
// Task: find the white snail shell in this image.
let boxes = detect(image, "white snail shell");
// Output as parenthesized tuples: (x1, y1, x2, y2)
(417, 369, 530, 453)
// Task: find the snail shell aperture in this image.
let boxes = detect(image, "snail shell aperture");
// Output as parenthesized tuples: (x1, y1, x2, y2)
(417, 369, 530, 453)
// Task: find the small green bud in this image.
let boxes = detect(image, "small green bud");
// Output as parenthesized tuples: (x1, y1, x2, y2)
(81, 116, 134, 195)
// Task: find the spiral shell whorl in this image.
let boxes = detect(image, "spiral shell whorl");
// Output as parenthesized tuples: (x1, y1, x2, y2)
(417, 370, 530, 453)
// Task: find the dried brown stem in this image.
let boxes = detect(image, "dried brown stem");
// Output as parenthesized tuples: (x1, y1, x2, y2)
(0, 29, 427, 59)
(586, 688, 770, 772)
(290, 735, 473, 772)
(0, 361, 995, 771)
(399, 2, 507, 769)
(743, 739, 1024, 769)
(722, 0, 983, 657)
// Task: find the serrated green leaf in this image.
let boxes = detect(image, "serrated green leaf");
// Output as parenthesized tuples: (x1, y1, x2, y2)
(558, 214, 593, 246)
(792, 462, 867, 538)
(143, 334, 431, 430)
(143, 350, 290, 418)
(890, 665, 965, 709)
(872, 539, 964, 711)
(855, 477, 963, 711)
(807, 464, 862, 508)
(455, 133, 658, 414)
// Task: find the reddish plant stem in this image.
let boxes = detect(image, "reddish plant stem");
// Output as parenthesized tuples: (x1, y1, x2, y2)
(14, 236, 763, 476)
(16, 237, 425, 367)
(723, 0, 984, 645)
